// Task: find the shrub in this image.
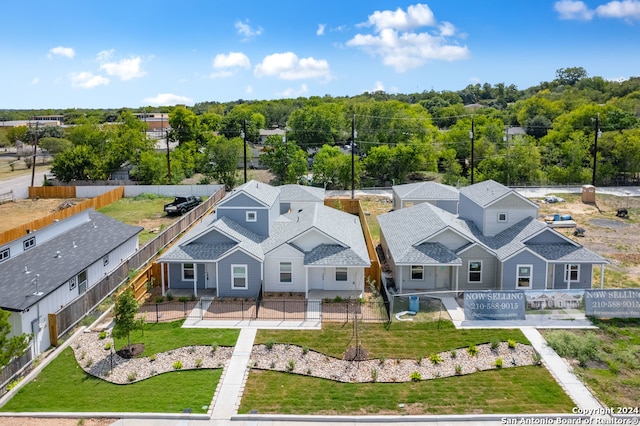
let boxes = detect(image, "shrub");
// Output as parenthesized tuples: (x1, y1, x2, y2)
(270, 361, 276, 369)
(532, 352, 542, 365)
(455, 364, 462, 375)
(98, 331, 107, 340)
(104, 342, 112, 350)
(195, 358, 203, 368)
(545, 330, 601, 364)
(495, 358, 503, 368)
(85, 358, 93, 368)
(286, 359, 295, 372)
(490, 339, 500, 351)
(81, 315, 96, 327)
(410, 371, 422, 382)
(178, 296, 189, 303)
(265, 339, 275, 350)
(467, 345, 478, 357)
(155, 296, 164, 303)
(211, 342, 218, 354)
(190, 294, 197, 301)
(508, 339, 517, 349)
(379, 356, 386, 365)
(166, 291, 174, 301)
(127, 371, 137, 382)
(173, 360, 183, 370)
(149, 354, 156, 362)
(333, 295, 343, 302)
(302, 346, 309, 355)
(371, 369, 378, 382)
(430, 353, 443, 365)
(7, 378, 23, 391)
(80, 350, 86, 360)
(450, 349, 457, 358)
(306, 368, 312, 375)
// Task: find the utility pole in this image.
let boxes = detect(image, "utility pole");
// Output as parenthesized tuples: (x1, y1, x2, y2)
(242, 119, 248, 183)
(166, 129, 172, 182)
(30, 121, 39, 187)
(592, 113, 600, 186)
(470, 117, 475, 185)
(351, 115, 356, 200)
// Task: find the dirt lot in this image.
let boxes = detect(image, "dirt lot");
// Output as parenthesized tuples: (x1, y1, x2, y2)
(0, 198, 87, 233)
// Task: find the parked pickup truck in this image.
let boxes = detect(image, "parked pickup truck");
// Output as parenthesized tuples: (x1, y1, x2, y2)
(164, 196, 202, 215)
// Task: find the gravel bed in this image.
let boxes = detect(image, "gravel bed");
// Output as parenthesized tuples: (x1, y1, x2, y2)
(73, 331, 537, 385)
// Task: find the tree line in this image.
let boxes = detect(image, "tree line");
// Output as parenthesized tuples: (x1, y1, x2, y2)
(2, 67, 640, 188)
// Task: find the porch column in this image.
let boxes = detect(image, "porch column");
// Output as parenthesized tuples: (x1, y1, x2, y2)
(193, 263, 198, 297)
(398, 267, 403, 293)
(600, 264, 604, 289)
(455, 266, 459, 293)
(161, 263, 166, 296)
(305, 267, 309, 299)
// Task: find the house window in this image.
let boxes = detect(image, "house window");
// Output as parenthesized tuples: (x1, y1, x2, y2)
(411, 265, 424, 280)
(468, 261, 482, 282)
(564, 264, 580, 282)
(232, 265, 248, 289)
(497, 212, 508, 222)
(280, 262, 292, 283)
(68, 276, 77, 290)
(182, 263, 195, 281)
(103, 255, 109, 267)
(246, 211, 257, 222)
(23, 236, 36, 251)
(0, 248, 9, 262)
(517, 265, 533, 288)
(336, 267, 348, 282)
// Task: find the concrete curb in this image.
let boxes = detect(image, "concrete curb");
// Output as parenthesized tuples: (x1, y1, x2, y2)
(232, 413, 591, 423)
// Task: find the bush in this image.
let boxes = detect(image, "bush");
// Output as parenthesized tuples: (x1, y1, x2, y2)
(149, 354, 156, 362)
(450, 349, 457, 358)
(6, 378, 23, 391)
(333, 295, 343, 302)
(178, 296, 189, 303)
(429, 353, 443, 365)
(195, 358, 203, 368)
(265, 339, 275, 350)
(545, 330, 601, 365)
(495, 358, 503, 368)
(155, 296, 164, 303)
(211, 342, 218, 354)
(410, 371, 422, 382)
(302, 346, 309, 355)
(173, 360, 183, 370)
(127, 371, 137, 382)
(104, 342, 112, 350)
(166, 291, 174, 301)
(455, 364, 462, 375)
(286, 359, 295, 372)
(508, 339, 517, 349)
(98, 331, 107, 340)
(467, 345, 478, 357)
(490, 339, 500, 350)
(371, 369, 378, 382)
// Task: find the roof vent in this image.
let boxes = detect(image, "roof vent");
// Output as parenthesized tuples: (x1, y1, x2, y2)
(24, 266, 31, 275)
(72, 241, 77, 248)
(55, 251, 62, 258)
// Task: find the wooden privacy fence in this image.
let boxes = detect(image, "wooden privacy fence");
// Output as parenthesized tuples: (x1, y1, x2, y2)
(0, 186, 124, 246)
(0, 191, 12, 205)
(324, 198, 382, 290)
(49, 185, 226, 344)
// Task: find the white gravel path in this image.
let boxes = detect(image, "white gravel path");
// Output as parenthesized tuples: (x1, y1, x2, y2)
(72, 330, 537, 385)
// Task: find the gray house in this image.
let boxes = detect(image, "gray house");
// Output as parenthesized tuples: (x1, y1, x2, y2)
(392, 181, 459, 214)
(379, 180, 608, 293)
(157, 180, 370, 299)
(0, 210, 142, 356)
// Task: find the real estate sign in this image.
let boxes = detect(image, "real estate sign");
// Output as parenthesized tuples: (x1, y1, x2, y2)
(584, 289, 640, 318)
(464, 291, 526, 320)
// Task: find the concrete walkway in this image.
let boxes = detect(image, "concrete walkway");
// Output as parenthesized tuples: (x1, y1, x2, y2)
(521, 327, 603, 412)
(210, 327, 257, 421)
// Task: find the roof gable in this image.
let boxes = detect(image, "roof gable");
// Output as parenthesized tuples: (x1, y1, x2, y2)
(460, 179, 537, 209)
(220, 180, 279, 208)
(393, 181, 459, 200)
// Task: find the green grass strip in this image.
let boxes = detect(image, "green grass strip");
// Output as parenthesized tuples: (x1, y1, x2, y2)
(2, 348, 220, 413)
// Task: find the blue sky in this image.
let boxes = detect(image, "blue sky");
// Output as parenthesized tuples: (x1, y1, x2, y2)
(1, 0, 639, 109)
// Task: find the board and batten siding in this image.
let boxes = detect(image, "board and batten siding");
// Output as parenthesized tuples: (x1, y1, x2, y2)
(289, 229, 337, 252)
(457, 245, 498, 291)
(551, 263, 593, 290)
(482, 195, 537, 237)
(307, 267, 365, 292)
(429, 229, 470, 251)
(216, 251, 262, 298)
(167, 263, 206, 290)
(263, 245, 305, 293)
(502, 251, 547, 290)
(215, 206, 270, 236)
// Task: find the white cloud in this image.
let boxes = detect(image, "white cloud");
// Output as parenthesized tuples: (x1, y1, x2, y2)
(347, 4, 469, 72)
(31, 78, 40, 85)
(554, 0, 595, 19)
(596, 0, 640, 20)
(245, 85, 253, 94)
(364, 3, 436, 32)
(235, 20, 263, 41)
(70, 72, 109, 88)
(143, 93, 194, 106)
(99, 56, 146, 81)
(317, 24, 326, 36)
(276, 84, 308, 98)
(254, 52, 332, 81)
(48, 46, 75, 59)
(211, 51, 250, 78)
(372, 81, 385, 92)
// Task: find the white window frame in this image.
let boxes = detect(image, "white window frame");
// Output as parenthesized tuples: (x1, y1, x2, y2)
(335, 267, 348, 282)
(279, 262, 292, 283)
(468, 260, 482, 283)
(0, 248, 9, 262)
(23, 236, 36, 251)
(231, 264, 248, 289)
(517, 264, 533, 289)
(411, 265, 424, 280)
(497, 212, 508, 223)
(182, 263, 195, 281)
(246, 211, 257, 222)
(564, 264, 580, 283)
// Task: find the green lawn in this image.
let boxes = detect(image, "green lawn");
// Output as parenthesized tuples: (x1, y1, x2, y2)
(255, 321, 529, 359)
(239, 366, 573, 415)
(114, 320, 239, 356)
(1, 348, 221, 413)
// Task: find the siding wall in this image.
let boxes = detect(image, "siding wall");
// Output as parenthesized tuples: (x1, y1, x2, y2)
(216, 206, 270, 236)
(483, 196, 537, 237)
(217, 252, 262, 298)
(458, 245, 499, 291)
(502, 251, 547, 290)
(552, 263, 593, 289)
(167, 263, 206, 291)
(263, 245, 305, 293)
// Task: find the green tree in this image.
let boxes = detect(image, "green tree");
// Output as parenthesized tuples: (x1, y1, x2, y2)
(555, 67, 588, 86)
(6, 126, 28, 145)
(312, 145, 361, 189)
(0, 309, 31, 367)
(220, 104, 266, 142)
(50, 145, 96, 182)
(205, 135, 243, 189)
(169, 106, 199, 146)
(111, 287, 143, 356)
(260, 134, 308, 184)
(288, 103, 347, 148)
(38, 137, 73, 155)
(0, 129, 11, 148)
(131, 151, 168, 184)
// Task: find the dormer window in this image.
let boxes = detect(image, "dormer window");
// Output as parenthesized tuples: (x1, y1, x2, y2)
(246, 211, 257, 222)
(497, 212, 508, 223)
(23, 236, 36, 250)
(0, 248, 9, 262)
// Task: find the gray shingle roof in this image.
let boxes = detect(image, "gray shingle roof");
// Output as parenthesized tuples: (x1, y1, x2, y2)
(278, 185, 325, 203)
(527, 243, 609, 263)
(393, 181, 459, 200)
(459, 179, 512, 207)
(401, 243, 462, 265)
(159, 242, 236, 262)
(225, 179, 279, 207)
(0, 211, 142, 312)
(304, 244, 369, 266)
